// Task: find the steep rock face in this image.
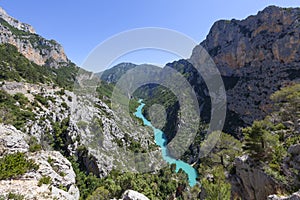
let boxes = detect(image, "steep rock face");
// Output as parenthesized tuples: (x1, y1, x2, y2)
(0, 124, 79, 200)
(191, 6, 300, 132)
(230, 155, 284, 200)
(141, 6, 300, 146)
(0, 7, 69, 68)
(281, 144, 300, 190)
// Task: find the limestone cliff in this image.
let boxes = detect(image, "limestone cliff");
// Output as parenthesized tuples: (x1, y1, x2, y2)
(0, 7, 69, 68)
(196, 6, 300, 131)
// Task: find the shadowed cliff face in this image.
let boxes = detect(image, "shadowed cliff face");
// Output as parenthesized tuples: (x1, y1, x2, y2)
(189, 6, 300, 134)
(201, 6, 300, 73)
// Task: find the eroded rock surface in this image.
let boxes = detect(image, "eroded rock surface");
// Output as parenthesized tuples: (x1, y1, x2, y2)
(0, 124, 79, 200)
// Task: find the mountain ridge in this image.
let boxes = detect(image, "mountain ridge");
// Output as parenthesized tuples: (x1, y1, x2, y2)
(0, 6, 70, 68)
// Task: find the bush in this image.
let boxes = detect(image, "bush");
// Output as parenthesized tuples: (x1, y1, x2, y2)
(34, 94, 48, 107)
(38, 176, 52, 186)
(0, 152, 39, 180)
(201, 165, 231, 200)
(7, 192, 24, 200)
(0, 90, 35, 130)
(28, 136, 42, 152)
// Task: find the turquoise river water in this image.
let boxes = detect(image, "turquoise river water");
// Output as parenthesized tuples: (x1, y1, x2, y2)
(134, 100, 198, 187)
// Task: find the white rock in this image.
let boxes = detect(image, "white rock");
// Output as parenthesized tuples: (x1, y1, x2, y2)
(122, 190, 149, 200)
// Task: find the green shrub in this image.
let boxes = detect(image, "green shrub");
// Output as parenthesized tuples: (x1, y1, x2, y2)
(7, 192, 24, 200)
(0, 152, 39, 180)
(28, 136, 42, 152)
(13, 93, 29, 106)
(0, 90, 35, 130)
(201, 165, 231, 200)
(61, 102, 68, 109)
(47, 157, 54, 165)
(34, 94, 48, 107)
(38, 176, 52, 186)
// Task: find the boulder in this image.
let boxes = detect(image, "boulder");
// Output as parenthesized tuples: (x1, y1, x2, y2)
(230, 155, 284, 200)
(122, 190, 150, 200)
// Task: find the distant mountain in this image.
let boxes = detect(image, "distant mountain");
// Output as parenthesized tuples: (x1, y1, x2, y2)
(96, 62, 137, 83)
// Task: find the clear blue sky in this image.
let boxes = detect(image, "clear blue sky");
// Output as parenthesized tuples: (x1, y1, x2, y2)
(0, 1, 299, 71)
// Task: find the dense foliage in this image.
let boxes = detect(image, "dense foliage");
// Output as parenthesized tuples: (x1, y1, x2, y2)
(0, 152, 38, 180)
(201, 165, 231, 200)
(0, 90, 35, 130)
(69, 156, 189, 200)
(241, 84, 300, 187)
(86, 166, 188, 200)
(197, 132, 242, 199)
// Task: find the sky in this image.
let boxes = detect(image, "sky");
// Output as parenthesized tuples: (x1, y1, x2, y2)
(0, 0, 299, 71)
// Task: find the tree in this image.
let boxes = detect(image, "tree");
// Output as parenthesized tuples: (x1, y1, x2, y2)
(243, 120, 279, 161)
(201, 165, 231, 200)
(200, 132, 242, 171)
(271, 84, 300, 134)
(87, 186, 110, 200)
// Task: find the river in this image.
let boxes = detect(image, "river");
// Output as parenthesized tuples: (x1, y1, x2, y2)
(134, 100, 198, 187)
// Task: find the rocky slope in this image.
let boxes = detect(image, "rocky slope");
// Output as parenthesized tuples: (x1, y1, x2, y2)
(1, 79, 158, 176)
(0, 124, 79, 200)
(230, 155, 285, 200)
(0, 7, 69, 68)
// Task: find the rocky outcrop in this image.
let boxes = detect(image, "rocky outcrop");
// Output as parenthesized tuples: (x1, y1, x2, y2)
(268, 191, 300, 200)
(0, 124, 80, 200)
(281, 144, 300, 190)
(0, 7, 69, 68)
(122, 190, 150, 200)
(0, 124, 29, 155)
(230, 155, 284, 200)
(0, 7, 34, 33)
(190, 6, 300, 133)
